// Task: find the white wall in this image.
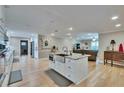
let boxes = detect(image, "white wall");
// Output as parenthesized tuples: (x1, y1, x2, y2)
(37, 35, 77, 58)
(9, 37, 31, 57)
(42, 36, 63, 50)
(62, 38, 74, 51)
(37, 35, 64, 58)
(7, 30, 39, 58)
(7, 32, 64, 59)
(61, 38, 94, 50)
(98, 31, 124, 61)
(37, 36, 75, 58)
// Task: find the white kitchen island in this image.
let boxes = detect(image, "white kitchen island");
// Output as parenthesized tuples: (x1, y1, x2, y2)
(49, 53, 90, 84)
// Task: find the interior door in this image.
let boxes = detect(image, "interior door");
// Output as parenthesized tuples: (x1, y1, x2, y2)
(20, 40, 28, 55)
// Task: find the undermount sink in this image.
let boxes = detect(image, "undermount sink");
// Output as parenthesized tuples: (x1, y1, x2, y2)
(55, 54, 69, 63)
(56, 54, 69, 57)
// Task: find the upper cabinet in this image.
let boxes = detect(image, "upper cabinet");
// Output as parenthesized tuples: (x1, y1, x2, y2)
(0, 5, 4, 19)
(0, 6, 7, 32)
(0, 5, 8, 44)
(0, 6, 2, 19)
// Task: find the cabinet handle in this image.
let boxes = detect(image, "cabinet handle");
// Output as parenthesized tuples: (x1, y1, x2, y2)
(53, 60, 55, 63)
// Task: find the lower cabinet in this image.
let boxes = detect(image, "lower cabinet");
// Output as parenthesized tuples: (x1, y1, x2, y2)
(49, 57, 88, 84)
(65, 59, 75, 82)
(55, 61, 65, 75)
(49, 60, 55, 69)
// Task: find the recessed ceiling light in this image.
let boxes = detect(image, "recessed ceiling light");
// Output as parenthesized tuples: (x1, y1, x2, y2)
(115, 24, 121, 27)
(111, 16, 119, 20)
(68, 27, 73, 31)
(51, 33, 55, 36)
(67, 33, 71, 36)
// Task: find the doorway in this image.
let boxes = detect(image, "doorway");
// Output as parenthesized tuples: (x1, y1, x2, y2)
(20, 40, 28, 55)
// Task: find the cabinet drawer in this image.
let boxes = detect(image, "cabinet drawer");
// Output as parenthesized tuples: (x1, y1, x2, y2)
(55, 61, 65, 75)
(65, 66, 73, 74)
(65, 58, 76, 73)
(66, 72, 76, 83)
(66, 59, 74, 65)
(66, 59, 72, 63)
(66, 63, 74, 72)
(49, 61, 55, 68)
(65, 65, 75, 82)
(67, 65, 73, 69)
(66, 74, 72, 79)
(66, 73, 75, 82)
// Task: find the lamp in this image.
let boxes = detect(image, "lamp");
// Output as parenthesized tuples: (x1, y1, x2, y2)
(110, 40, 116, 51)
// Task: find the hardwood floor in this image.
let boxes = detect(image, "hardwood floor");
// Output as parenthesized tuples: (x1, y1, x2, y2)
(9, 56, 124, 87)
(0, 58, 5, 75)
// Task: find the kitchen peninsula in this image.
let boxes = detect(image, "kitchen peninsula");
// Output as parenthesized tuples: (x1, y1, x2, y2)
(49, 53, 90, 84)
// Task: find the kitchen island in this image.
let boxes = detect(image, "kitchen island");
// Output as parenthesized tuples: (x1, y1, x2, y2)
(49, 53, 90, 84)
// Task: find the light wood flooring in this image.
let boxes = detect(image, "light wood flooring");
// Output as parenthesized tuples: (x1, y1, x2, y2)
(9, 56, 124, 87)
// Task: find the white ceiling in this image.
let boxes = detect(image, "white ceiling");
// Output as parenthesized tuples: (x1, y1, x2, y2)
(4, 5, 124, 38)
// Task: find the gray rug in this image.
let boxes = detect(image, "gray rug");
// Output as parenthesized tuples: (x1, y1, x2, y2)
(13, 58, 19, 63)
(45, 69, 73, 87)
(8, 70, 22, 85)
(0, 73, 3, 79)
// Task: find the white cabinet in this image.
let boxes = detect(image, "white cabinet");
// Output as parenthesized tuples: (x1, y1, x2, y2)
(49, 55, 89, 84)
(65, 59, 75, 80)
(1, 50, 14, 86)
(49, 60, 55, 69)
(65, 58, 88, 84)
(0, 6, 3, 19)
(55, 61, 65, 75)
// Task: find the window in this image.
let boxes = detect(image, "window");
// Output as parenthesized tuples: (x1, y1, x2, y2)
(91, 41, 99, 50)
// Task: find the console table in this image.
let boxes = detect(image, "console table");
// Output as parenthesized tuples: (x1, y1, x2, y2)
(104, 51, 124, 66)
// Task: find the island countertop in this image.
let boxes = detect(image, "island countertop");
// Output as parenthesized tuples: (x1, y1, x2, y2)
(49, 52, 90, 60)
(49, 53, 89, 84)
(65, 53, 90, 60)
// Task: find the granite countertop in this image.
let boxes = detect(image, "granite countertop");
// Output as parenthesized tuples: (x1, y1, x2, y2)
(49, 52, 90, 60)
(65, 53, 90, 60)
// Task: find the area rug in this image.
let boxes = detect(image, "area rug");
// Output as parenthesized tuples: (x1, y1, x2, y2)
(13, 58, 19, 63)
(0, 73, 3, 79)
(45, 69, 73, 87)
(8, 70, 22, 85)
